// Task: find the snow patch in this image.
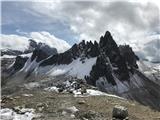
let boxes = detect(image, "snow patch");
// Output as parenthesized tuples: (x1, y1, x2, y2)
(137, 60, 160, 72)
(24, 82, 40, 89)
(137, 60, 160, 84)
(62, 106, 79, 115)
(44, 86, 59, 92)
(86, 89, 107, 96)
(51, 69, 66, 76)
(96, 76, 129, 94)
(65, 106, 79, 113)
(0, 55, 16, 59)
(0, 108, 36, 120)
(20, 53, 32, 58)
(73, 89, 124, 99)
(96, 72, 146, 95)
(22, 94, 33, 97)
(36, 57, 97, 79)
(0, 53, 32, 59)
(20, 57, 40, 73)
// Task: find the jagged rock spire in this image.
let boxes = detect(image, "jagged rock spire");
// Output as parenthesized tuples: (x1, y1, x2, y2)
(99, 31, 118, 52)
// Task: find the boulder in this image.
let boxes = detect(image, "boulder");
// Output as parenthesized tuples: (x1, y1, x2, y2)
(36, 103, 48, 112)
(112, 105, 128, 120)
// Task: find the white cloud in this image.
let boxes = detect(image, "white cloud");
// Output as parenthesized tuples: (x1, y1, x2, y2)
(1, 34, 29, 51)
(1, 32, 71, 53)
(30, 31, 71, 53)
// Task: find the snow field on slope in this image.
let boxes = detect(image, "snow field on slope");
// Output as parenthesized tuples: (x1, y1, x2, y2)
(36, 57, 97, 79)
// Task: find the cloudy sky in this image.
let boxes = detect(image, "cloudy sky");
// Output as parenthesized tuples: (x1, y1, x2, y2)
(1, 0, 160, 62)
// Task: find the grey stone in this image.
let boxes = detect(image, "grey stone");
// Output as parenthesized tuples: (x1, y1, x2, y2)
(112, 105, 128, 120)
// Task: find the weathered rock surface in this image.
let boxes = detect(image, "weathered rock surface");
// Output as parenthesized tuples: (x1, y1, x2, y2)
(112, 105, 128, 120)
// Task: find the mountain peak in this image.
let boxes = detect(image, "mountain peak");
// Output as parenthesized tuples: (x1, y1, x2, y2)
(99, 31, 117, 50)
(30, 41, 57, 62)
(104, 31, 112, 38)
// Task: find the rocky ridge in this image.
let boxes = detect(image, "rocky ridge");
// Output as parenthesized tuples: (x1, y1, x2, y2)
(2, 31, 160, 111)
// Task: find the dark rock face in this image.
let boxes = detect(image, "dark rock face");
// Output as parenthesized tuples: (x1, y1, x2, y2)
(119, 45, 139, 70)
(40, 40, 100, 66)
(29, 39, 38, 49)
(2, 56, 28, 73)
(13, 56, 28, 71)
(99, 31, 118, 52)
(86, 55, 116, 86)
(1, 56, 28, 81)
(1, 57, 16, 85)
(23, 39, 38, 54)
(103, 31, 129, 79)
(87, 31, 131, 85)
(29, 41, 58, 62)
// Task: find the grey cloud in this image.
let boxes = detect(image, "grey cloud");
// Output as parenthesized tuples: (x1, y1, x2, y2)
(104, 2, 159, 30)
(137, 39, 160, 62)
(55, 1, 159, 41)
(2, 1, 160, 62)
